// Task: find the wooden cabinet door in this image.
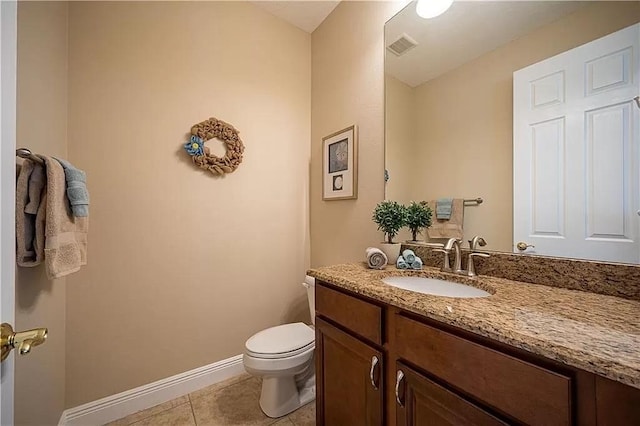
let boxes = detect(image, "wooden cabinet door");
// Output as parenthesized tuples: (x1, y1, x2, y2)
(395, 362, 508, 426)
(596, 377, 640, 426)
(316, 317, 383, 426)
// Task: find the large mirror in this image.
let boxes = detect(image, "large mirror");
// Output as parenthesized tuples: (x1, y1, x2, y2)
(385, 1, 640, 263)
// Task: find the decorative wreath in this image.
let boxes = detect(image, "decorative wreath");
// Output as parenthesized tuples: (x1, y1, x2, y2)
(183, 117, 245, 176)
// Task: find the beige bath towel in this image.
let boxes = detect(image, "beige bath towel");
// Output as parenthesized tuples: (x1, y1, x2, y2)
(16, 160, 46, 266)
(426, 198, 464, 240)
(40, 155, 88, 279)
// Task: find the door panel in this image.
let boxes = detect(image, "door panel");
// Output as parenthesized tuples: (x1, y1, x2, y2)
(316, 317, 383, 426)
(585, 103, 632, 240)
(531, 71, 565, 108)
(395, 362, 507, 426)
(531, 117, 565, 237)
(586, 47, 632, 95)
(514, 23, 640, 263)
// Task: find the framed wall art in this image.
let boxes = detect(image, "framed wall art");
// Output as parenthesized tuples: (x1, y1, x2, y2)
(322, 125, 358, 200)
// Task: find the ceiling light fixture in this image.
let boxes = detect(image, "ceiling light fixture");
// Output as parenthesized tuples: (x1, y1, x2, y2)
(415, 0, 454, 19)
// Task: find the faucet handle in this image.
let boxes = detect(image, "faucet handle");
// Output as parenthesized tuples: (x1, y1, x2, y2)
(466, 252, 490, 277)
(468, 236, 487, 251)
(469, 252, 490, 259)
(432, 248, 452, 272)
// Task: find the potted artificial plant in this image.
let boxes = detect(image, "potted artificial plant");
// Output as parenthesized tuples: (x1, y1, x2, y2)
(406, 201, 433, 243)
(372, 200, 407, 263)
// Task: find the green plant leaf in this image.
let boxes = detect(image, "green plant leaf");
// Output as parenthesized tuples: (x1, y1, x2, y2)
(372, 200, 408, 244)
(405, 201, 433, 240)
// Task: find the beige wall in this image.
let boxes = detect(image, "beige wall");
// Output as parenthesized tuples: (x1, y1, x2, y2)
(65, 1, 310, 406)
(311, 1, 406, 266)
(384, 75, 415, 205)
(398, 1, 640, 252)
(384, 74, 415, 242)
(15, 2, 68, 425)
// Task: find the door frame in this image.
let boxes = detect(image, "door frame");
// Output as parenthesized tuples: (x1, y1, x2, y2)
(0, 1, 18, 424)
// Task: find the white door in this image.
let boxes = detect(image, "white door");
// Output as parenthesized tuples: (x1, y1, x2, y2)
(514, 23, 640, 263)
(0, 1, 17, 424)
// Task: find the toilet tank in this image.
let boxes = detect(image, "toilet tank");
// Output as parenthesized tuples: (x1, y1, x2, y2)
(302, 275, 316, 325)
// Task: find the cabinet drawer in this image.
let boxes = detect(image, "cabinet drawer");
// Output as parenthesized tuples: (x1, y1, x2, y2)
(395, 314, 572, 426)
(315, 283, 382, 345)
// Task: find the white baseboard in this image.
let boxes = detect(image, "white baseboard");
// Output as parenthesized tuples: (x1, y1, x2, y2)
(59, 354, 245, 426)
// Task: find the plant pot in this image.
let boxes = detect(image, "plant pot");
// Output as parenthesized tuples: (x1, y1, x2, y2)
(379, 242, 402, 264)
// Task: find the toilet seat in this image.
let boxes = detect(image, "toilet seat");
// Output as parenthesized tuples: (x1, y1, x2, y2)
(245, 322, 314, 359)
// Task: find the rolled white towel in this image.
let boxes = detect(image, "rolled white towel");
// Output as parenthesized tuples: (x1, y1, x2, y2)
(402, 249, 416, 264)
(366, 247, 388, 270)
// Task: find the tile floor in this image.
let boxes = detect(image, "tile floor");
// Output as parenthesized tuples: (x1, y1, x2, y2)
(105, 374, 315, 426)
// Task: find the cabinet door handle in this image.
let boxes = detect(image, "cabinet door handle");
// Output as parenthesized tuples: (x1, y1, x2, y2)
(369, 355, 379, 389)
(395, 370, 405, 406)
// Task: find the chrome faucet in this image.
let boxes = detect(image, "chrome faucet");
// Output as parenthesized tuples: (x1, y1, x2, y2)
(469, 236, 487, 251)
(444, 238, 463, 273)
(467, 236, 489, 277)
(433, 238, 463, 273)
(432, 236, 490, 277)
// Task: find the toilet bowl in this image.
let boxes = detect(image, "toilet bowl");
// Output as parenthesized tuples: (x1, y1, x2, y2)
(242, 276, 316, 418)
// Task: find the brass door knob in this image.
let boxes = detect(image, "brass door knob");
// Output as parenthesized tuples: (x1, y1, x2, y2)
(1, 323, 48, 362)
(516, 242, 535, 251)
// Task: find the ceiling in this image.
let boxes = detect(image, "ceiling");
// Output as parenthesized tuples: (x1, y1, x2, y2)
(385, 1, 591, 87)
(250, 1, 341, 33)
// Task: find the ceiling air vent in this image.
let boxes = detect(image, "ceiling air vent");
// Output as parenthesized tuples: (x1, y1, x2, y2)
(387, 33, 418, 56)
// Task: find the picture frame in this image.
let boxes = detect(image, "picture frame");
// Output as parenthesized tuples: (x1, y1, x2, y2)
(322, 125, 358, 200)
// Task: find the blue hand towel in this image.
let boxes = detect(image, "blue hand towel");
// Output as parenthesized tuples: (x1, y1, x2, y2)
(55, 158, 89, 217)
(396, 255, 408, 269)
(402, 249, 416, 264)
(436, 198, 453, 220)
(410, 256, 423, 270)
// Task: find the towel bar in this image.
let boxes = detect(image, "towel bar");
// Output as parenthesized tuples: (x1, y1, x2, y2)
(16, 148, 44, 165)
(463, 197, 483, 206)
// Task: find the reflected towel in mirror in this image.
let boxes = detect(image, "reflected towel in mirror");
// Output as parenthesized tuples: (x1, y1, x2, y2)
(427, 199, 464, 240)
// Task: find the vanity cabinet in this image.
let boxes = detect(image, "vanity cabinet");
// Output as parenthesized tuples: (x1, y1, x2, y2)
(315, 284, 384, 425)
(314, 280, 640, 426)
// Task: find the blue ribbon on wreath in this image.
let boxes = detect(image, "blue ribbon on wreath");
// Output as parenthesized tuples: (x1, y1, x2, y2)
(184, 135, 204, 156)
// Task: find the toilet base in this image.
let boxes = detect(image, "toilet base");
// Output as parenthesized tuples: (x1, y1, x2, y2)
(259, 375, 316, 418)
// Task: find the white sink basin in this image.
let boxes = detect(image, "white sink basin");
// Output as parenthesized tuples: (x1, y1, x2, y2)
(382, 276, 491, 298)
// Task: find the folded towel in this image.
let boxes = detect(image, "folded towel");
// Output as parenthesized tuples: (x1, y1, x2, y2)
(410, 256, 423, 270)
(16, 160, 46, 266)
(55, 158, 89, 217)
(436, 198, 453, 220)
(41, 155, 89, 279)
(427, 199, 464, 240)
(402, 249, 416, 264)
(366, 247, 388, 270)
(396, 255, 408, 269)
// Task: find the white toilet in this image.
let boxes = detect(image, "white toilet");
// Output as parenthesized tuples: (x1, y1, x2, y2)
(242, 276, 316, 418)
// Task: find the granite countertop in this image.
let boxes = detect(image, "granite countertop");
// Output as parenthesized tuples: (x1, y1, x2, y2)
(307, 263, 640, 390)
